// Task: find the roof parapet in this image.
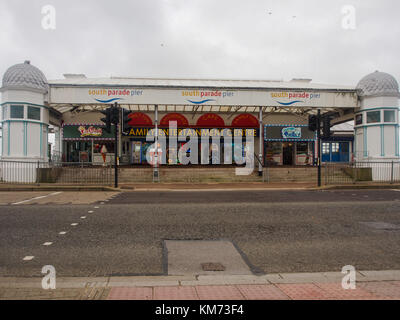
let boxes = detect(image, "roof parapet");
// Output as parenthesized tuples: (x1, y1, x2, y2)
(63, 74, 87, 79)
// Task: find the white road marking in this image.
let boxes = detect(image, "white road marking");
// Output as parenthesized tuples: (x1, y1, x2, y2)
(43, 242, 53, 246)
(391, 189, 400, 192)
(88, 211, 94, 213)
(94, 207, 99, 209)
(71, 223, 78, 226)
(59, 232, 67, 235)
(81, 216, 86, 219)
(100, 202, 105, 205)
(12, 192, 62, 205)
(23, 256, 34, 261)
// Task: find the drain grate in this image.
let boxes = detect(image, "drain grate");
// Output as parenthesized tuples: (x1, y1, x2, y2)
(201, 263, 226, 271)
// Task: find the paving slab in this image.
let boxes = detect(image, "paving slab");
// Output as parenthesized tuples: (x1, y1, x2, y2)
(237, 284, 290, 300)
(358, 282, 400, 299)
(165, 240, 252, 276)
(154, 286, 199, 300)
(358, 270, 400, 281)
(274, 273, 329, 284)
(181, 275, 269, 286)
(107, 287, 153, 300)
(195, 285, 245, 300)
(108, 275, 195, 287)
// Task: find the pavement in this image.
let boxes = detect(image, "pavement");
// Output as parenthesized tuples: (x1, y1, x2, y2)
(1, 270, 400, 300)
(0, 191, 119, 205)
(2, 182, 400, 192)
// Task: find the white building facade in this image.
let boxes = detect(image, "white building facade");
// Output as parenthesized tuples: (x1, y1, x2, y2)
(0, 61, 399, 181)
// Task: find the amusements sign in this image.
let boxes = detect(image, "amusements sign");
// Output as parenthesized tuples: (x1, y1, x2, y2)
(123, 127, 260, 138)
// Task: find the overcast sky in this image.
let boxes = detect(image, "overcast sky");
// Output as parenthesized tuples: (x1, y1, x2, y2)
(0, 0, 399, 86)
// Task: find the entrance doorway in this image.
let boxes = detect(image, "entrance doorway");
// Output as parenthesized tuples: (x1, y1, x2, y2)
(282, 143, 294, 165)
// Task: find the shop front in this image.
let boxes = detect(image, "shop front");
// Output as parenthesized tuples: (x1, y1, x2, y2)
(264, 125, 316, 166)
(122, 112, 260, 165)
(62, 124, 116, 164)
(321, 138, 353, 163)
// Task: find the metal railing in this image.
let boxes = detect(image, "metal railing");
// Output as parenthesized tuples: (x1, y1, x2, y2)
(324, 161, 400, 185)
(0, 160, 113, 185)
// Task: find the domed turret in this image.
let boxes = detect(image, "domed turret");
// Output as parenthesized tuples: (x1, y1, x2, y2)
(1, 60, 48, 93)
(356, 71, 400, 98)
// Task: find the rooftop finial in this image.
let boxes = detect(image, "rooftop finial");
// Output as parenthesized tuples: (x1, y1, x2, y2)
(24, 60, 30, 64)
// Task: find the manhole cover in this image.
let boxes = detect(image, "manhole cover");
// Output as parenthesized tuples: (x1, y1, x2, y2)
(201, 263, 226, 271)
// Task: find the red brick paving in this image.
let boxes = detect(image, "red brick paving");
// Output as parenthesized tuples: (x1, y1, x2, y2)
(195, 286, 245, 300)
(107, 287, 152, 300)
(154, 286, 198, 300)
(314, 282, 377, 299)
(106, 282, 400, 300)
(358, 282, 400, 299)
(237, 285, 290, 300)
(276, 283, 332, 300)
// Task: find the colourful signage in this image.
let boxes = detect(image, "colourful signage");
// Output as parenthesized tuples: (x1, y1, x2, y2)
(264, 125, 316, 141)
(78, 126, 102, 137)
(270, 91, 321, 106)
(124, 127, 259, 138)
(62, 124, 116, 140)
(281, 127, 302, 139)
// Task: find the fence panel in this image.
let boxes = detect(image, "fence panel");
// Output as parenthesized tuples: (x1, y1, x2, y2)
(0, 161, 113, 185)
(0, 161, 42, 184)
(324, 161, 400, 185)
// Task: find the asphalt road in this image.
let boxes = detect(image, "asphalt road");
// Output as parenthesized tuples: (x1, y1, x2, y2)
(1, 189, 400, 277)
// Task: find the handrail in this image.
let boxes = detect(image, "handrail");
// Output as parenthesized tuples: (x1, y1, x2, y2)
(253, 153, 264, 168)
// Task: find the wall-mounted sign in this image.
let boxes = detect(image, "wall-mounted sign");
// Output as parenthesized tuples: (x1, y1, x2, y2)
(78, 126, 103, 137)
(123, 127, 260, 138)
(281, 127, 302, 139)
(62, 124, 116, 140)
(50, 86, 358, 108)
(270, 91, 322, 106)
(264, 125, 316, 141)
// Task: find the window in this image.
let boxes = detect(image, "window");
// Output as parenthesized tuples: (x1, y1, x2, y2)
(367, 111, 380, 124)
(384, 110, 395, 123)
(1, 105, 6, 120)
(322, 143, 330, 154)
(28, 106, 41, 120)
(331, 143, 339, 153)
(296, 142, 308, 155)
(10, 105, 24, 119)
(355, 114, 363, 125)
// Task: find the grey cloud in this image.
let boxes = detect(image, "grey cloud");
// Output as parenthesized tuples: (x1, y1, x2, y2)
(0, 0, 399, 86)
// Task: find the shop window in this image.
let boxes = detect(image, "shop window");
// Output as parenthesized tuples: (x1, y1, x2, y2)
(366, 111, 380, 124)
(27, 106, 41, 121)
(10, 105, 24, 119)
(265, 142, 282, 165)
(322, 143, 330, 154)
(355, 114, 363, 125)
(296, 142, 308, 155)
(384, 110, 395, 123)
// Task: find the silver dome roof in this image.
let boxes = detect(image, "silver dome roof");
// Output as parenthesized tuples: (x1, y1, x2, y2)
(357, 71, 400, 98)
(2, 61, 48, 93)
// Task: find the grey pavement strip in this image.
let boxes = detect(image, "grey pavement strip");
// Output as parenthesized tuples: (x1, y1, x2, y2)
(1, 270, 400, 289)
(165, 240, 253, 276)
